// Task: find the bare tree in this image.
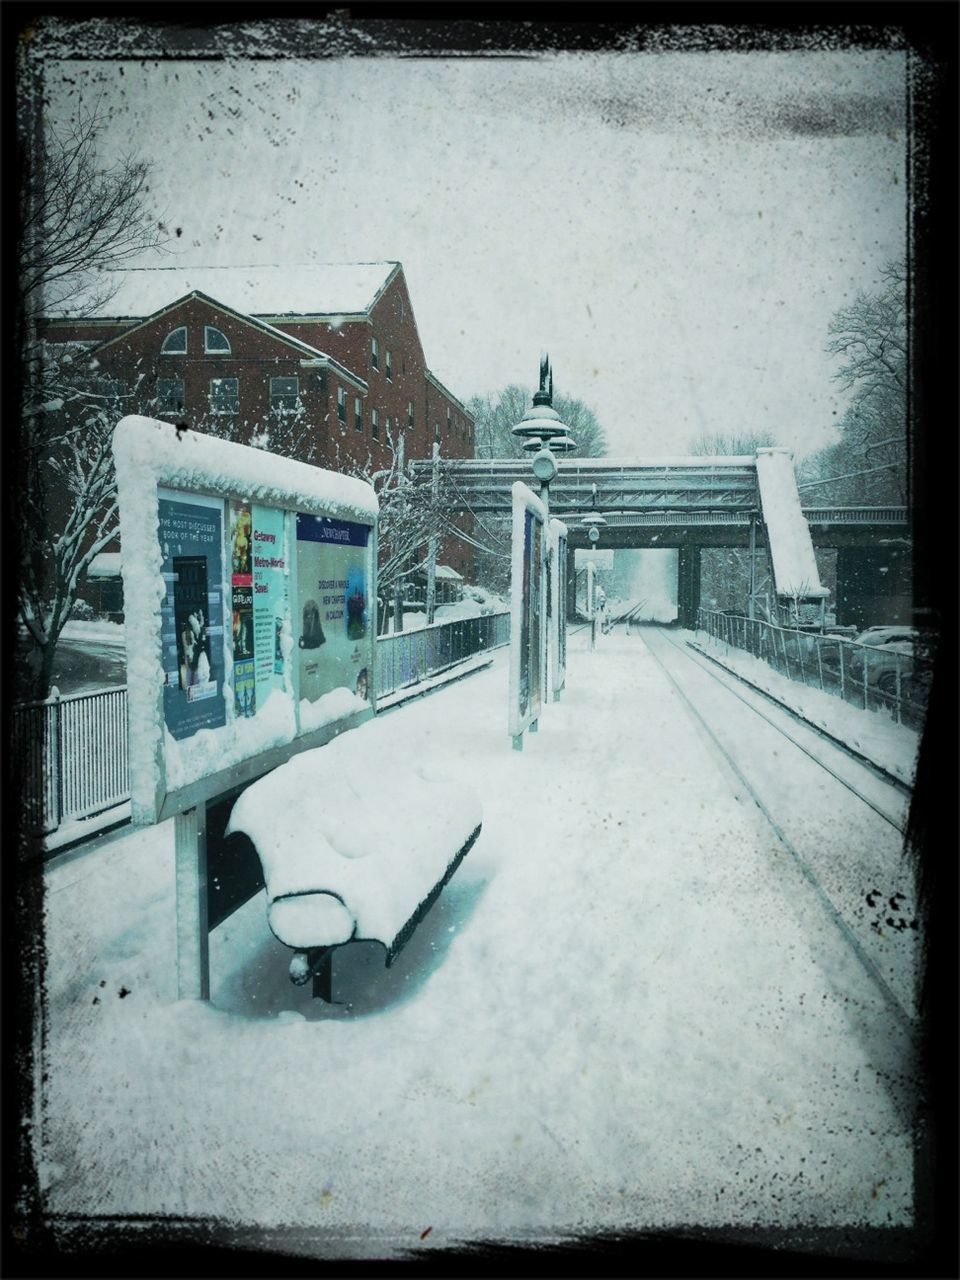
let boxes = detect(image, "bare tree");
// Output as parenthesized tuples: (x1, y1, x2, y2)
(21, 102, 165, 317)
(16, 104, 164, 697)
(468, 384, 608, 459)
(348, 427, 458, 609)
(18, 344, 126, 698)
(798, 261, 907, 506)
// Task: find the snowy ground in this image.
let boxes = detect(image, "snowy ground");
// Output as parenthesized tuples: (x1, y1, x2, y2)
(688, 629, 920, 784)
(37, 628, 920, 1260)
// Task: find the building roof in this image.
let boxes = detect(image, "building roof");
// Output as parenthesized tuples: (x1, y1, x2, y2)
(46, 262, 401, 322)
(87, 290, 369, 392)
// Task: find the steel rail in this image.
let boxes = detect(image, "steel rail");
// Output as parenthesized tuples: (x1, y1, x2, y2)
(637, 628, 915, 1038)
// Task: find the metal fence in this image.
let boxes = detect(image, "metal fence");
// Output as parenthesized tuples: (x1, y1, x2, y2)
(375, 611, 511, 699)
(12, 686, 130, 836)
(13, 612, 511, 838)
(696, 608, 928, 728)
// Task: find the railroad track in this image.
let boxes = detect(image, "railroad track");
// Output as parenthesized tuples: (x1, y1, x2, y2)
(635, 624, 917, 1042)
(653, 627, 911, 825)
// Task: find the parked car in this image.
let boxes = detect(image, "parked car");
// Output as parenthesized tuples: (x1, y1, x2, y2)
(826, 626, 934, 701)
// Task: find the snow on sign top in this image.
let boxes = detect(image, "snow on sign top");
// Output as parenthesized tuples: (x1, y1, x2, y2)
(113, 415, 379, 521)
(57, 262, 400, 320)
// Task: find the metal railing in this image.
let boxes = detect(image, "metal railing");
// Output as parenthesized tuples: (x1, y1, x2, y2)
(696, 608, 929, 727)
(12, 686, 130, 836)
(375, 611, 510, 699)
(13, 612, 511, 838)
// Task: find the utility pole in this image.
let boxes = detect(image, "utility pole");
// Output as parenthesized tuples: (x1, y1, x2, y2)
(425, 441, 439, 625)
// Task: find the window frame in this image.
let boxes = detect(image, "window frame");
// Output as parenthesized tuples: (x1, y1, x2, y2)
(337, 385, 346, 423)
(385, 350, 393, 382)
(203, 325, 232, 355)
(156, 375, 185, 414)
(371, 336, 379, 370)
(161, 326, 187, 355)
(407, 400, 415, 429)
(209, 376, 240, 415)
(371, 408, 379, 439)
(269, 375, 300, 415)
(354, 396, 363, 433)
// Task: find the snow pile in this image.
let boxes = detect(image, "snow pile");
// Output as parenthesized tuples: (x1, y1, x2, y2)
(226, 724, 482, 950)
(755, 448, 828, 599)
(163, 690, 298, 793)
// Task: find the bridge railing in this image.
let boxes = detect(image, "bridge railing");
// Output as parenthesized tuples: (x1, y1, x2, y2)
(14, 612, 511, 840)
(695, 608, 930, 729)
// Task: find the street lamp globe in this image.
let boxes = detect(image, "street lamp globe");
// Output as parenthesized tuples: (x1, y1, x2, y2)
(531, 447, 558, 485)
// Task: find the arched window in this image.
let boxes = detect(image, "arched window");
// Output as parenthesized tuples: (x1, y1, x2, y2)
(204, 325, 231, 354)
(161, 326, 187, 355)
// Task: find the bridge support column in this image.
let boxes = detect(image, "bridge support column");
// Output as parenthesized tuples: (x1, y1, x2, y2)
(566, 551, 578, 621)
(677, 546, 702, 630)
(835, 546, 912, 630)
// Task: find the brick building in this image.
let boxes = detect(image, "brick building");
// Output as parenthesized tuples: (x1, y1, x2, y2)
(39, 262, 477, 611)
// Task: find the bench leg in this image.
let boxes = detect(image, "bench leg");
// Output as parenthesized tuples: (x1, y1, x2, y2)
(312, 949, 334, 1002)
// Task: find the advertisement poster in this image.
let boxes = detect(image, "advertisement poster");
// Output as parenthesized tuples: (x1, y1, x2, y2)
(230, 501, 290, 717)
(519, 508, 543, 722)
(229, 501, 256, 717)
(251, 504, 288, 705)
(295, 514, 371, 705)
(158, 491, 227, 740)
(557, 534, 568, 673)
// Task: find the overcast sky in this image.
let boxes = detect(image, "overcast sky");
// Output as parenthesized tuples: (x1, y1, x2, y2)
(40, 32, 907, 458)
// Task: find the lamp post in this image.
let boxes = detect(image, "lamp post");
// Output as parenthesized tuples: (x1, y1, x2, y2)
(511, 354, 576, 519)
(580, 486, 606, 647)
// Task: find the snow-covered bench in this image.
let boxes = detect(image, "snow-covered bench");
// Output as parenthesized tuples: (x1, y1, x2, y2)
(225, 729, 482, 998)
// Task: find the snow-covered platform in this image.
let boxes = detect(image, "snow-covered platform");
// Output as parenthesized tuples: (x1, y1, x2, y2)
(37, 630, 921, 1255)
(226, 730, 482, 970)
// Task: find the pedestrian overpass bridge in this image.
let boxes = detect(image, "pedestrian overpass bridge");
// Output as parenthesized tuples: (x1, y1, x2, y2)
(414, 453, 910, 626)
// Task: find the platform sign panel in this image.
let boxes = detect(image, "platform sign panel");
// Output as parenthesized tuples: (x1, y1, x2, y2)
(115, 416, 379, 827)
(549, 520, 568, 699)
(295, 514, 373, 705)
(158, 490, 227, 740)
(230, 500, 290, 719)
(509, 482, 547, 746)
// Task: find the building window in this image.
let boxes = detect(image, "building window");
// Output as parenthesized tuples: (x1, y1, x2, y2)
(161, 326, 187, 355)
(156, 376, 185, 414)
(385, 350, 393, 381)
(209, 377, 239, 414)
(407, 401, 415, 429)
(354, 397, 362, 432)
(204, 325, 231, 354)
(446, 407, 452, 433)
(371, 408, 379, 439)
(337, 386, 346, 423)
(371, 337, 379, 370)
(434, 421, 440, 442)
(399, 297, 405, 324)
(270, 376, 299, 413)
(312, 370, 328, 392)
